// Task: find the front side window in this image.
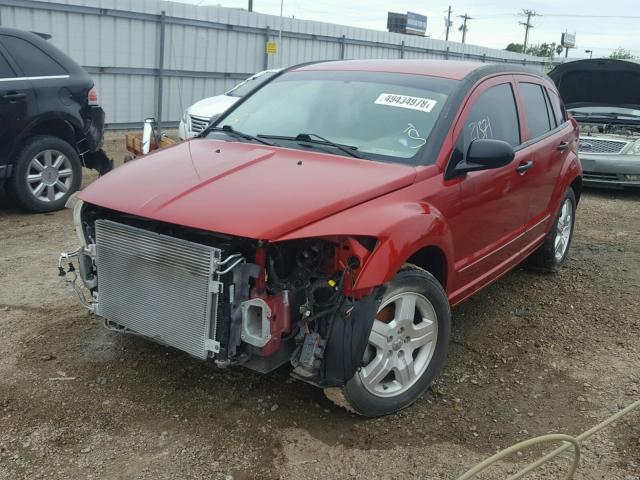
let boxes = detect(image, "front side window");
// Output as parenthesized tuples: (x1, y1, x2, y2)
(520, 82, 552, 139)
(462, 83, 520, 152)
(209, 70, 457, 164)
(0, 52, 14, 79)
(0, 35, 66, 77)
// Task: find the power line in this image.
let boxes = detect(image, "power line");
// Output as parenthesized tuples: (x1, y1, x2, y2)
(519, 9, 538, 52)
(540, 13, 640, 19)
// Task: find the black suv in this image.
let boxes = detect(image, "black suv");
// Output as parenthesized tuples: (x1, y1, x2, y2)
(0, 27, 110, 212)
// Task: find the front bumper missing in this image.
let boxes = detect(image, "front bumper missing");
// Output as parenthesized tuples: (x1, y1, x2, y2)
(59, 220, 249, 360)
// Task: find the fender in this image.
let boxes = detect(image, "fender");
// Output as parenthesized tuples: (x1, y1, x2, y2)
(17, 111, 83, 146)
(276, 197, 454, 292)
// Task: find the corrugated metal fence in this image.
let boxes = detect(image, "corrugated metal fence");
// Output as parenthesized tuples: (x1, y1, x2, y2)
(0, 0, 551, 128)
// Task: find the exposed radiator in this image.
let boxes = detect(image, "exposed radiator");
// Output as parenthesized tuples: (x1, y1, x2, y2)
(95, 219, 222, 359)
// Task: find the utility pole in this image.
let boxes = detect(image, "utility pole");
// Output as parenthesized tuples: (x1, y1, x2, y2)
(458, 13, 471, 44)
(278, 0, 284, 66)
(445, 6, 452, 42)
(519, 9, 538, 53)
(248, 0, 253, 12)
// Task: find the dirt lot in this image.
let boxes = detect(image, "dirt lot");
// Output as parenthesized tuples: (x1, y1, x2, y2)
(1, 134, 639, 479)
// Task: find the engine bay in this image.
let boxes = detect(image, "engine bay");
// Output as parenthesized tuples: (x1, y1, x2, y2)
(62, 203, 381, 388)
(578, 121, 640, 138)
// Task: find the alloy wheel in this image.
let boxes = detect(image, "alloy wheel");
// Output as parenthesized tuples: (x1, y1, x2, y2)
(26, 149, 74, 203)
(554, 197, 573, 261)
(359, 292, 438, 397)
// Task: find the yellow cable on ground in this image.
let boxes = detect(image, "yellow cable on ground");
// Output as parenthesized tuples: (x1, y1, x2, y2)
(456, 398, 640, 480)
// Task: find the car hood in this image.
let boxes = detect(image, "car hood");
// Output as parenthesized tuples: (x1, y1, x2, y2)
(186, 95, 239, 118)
(548, 59, 640, 108)
(79, 139, 417, 240)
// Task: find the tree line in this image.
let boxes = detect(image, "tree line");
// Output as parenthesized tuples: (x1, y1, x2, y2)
(505, 43, 634, 60)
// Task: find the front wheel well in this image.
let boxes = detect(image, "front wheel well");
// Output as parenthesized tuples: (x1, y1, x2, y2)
(405, 246, 447, 289)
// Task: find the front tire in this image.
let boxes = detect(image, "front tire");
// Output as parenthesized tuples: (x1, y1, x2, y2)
(325, 267, 451, 416)
(527, 188, 577, 271)
(8, 135, 82, 213)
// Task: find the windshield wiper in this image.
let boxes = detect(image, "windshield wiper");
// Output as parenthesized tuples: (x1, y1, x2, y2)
(209, 125, 275, 146)
(258, 133, 364, 159)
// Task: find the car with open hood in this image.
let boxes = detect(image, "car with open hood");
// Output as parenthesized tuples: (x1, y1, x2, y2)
(61, 60, 582, 417)
(549, 58, 640, 188)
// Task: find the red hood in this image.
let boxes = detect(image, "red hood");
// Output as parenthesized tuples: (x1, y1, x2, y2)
(80, 139, 417, 240)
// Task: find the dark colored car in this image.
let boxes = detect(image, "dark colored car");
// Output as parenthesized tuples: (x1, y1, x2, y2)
(62, 60, 582, 416)
(549, 59, 640, 188)
(0, 27, 110, 212)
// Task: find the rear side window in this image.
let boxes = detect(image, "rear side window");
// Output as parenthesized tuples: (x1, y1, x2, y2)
(0, 35, 66, 77)
(0, 52, 14, 78)
(547, 89, 566, 126)
(463, 83, 520, 150)
(519, 82, 552, 139)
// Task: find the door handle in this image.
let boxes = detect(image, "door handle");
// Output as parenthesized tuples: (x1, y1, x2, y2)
(2, 92, 27, 101)
(557, 141, 570, 151)
(516, 160, 534, 174)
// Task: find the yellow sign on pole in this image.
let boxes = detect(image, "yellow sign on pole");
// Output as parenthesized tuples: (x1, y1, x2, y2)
(266, 41, 278, 55)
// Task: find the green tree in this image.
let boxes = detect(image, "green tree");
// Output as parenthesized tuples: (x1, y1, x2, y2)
(528, 42, 556, 58)
(609, 47, 634, 60)
(506, 42, 524, 53)
(505, 42, 555, 59)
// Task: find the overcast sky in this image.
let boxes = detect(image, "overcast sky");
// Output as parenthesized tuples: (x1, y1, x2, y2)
(177, 0, 639, 58)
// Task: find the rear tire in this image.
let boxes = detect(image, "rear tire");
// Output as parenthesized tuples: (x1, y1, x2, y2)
(8, 135, 82, 213)
(325, 267, 451, 417)
(526, 188, 576, 272)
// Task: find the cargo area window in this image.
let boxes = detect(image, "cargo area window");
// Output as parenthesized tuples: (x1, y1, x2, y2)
(547, 89, 566, 126)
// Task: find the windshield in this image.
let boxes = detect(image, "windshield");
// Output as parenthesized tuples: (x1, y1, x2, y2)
(227, 70, 279, 98)
(568, 106, 640, 120)
(209, 71, 456, 164)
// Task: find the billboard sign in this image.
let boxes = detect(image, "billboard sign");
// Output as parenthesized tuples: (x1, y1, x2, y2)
(387, 12, 407, 33)
(406, 12, 427, 35)
(561, 32, 576, 48)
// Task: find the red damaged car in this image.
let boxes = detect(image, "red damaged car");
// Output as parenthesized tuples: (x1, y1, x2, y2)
(61, 60, 582, 416)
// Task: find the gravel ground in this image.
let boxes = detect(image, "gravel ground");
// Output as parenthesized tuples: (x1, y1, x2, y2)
(0, 133, 639, 479)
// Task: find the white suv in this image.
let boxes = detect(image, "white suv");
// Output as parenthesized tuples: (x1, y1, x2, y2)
(178, 69, 280, 140)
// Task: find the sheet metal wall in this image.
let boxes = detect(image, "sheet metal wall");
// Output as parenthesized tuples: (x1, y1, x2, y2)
(0, 0, 550, 128)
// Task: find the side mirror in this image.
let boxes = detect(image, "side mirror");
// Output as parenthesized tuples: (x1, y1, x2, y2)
(454, 139, 515, 175)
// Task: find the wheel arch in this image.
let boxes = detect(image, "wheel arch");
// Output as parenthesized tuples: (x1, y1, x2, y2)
(24, 118, 78, 147)
(13, 113, 84, 160)
(352, 212, 454, 293)
(404, 245, 448, 289)
(570, 175, 582, 205)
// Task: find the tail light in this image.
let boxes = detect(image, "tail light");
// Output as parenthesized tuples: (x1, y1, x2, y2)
(87, 87, 99, 106)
